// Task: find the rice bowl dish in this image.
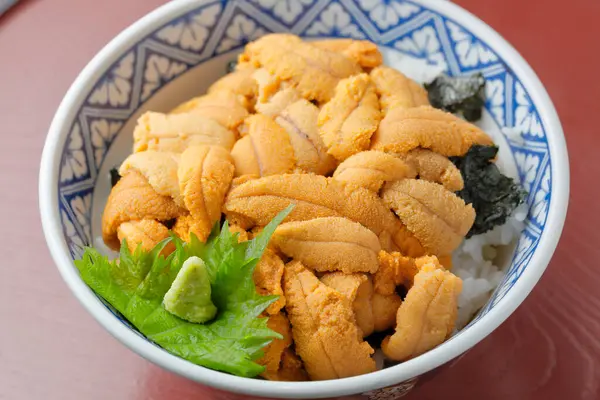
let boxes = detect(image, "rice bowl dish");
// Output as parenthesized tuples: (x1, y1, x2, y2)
(71, 34, 530, 381)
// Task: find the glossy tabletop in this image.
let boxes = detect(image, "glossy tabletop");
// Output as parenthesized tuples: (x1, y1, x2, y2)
(0, 0, 597, 399)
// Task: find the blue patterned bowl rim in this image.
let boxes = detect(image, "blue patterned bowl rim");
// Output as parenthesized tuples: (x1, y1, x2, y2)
(39, 0, 569, 397)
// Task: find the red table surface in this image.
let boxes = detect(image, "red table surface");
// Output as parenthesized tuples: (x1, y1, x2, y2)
(0, 0, 598, 399)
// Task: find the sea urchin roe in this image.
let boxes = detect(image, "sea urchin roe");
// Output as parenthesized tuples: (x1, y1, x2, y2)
(102, 170, 186, 250)
(274, 349, 309, 381)
(207, 66, 258, 108)
(397, 149, 464, 192)
(252, 68, 302, 118)
(258, 312, 293, 379)
(119, 150, 183, 207)
(171, 214, 194, 242)
(371, 292, 402, 332)
(283, 260, 376, 380)
(133, 111, 237, 153)
(318, 73, 381, 161)
(275, 99, 337, 175)
(240, 33, 361, 103)
(333, 150, 416, 192)
(375, 252, 448, 295)
(178, 145, 235, 242)
(272, 217, 381, 274)
(230, 114, 296, 177)
(382, 262, 462, 361)
(117, 219, 173, 255)
(169, 90, 249, 129)
(253, 249, 286, 315)
(381, 179, 475, 256)
(223, 174, 400, 237)
(311, 38, 383, 69)
(371, 105, 493, 156)
(390, 224, 427, 258)
(375, 250, 419, 295)
(320, 272, 375, 337)
(369, 66, 430, 115)
(256, 85, 302, 119)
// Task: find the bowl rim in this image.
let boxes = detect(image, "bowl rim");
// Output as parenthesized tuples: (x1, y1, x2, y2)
(39, 0, 570, 398)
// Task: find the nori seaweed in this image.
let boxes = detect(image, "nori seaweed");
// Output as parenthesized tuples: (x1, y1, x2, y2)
(162, 219, 177, 230)
(395, 285, 408, 301)
(226, 60, 237, 74)
(451, 145, 527, 237)
(425, 73, 486, 122)
(109, 168, 120, 187)
(366, 329, 395, 349)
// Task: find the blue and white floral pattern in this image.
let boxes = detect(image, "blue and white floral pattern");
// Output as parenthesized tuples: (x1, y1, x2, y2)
(60, 123, 88, 184)
(393, 24, 448, 70)
(90, 119, 123, 169)
(514, 81, 544, 138)
(358, 0, 421, 31)
(446, 21, 498, 69)
(55, 0, 555, 394)
(514, 150, 541, 194)
(250, 0, 314, 25)
(306, 2, 365, 39)
(61, 210, 85, 258)
(69, 193, 92, 244)
(215, 13, 267, 54)
(141, 54, 189, 102)
(87, 52, 135, 107)
(532, 165, 551, 226)
(485, 76, 505, 125)
(154, 3, 221, 52)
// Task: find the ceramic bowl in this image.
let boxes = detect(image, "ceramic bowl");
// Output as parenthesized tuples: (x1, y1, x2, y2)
(39, 0, 569, 399)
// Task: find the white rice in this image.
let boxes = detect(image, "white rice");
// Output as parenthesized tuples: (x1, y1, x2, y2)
(452, 202, 528, 328)
(373, 349, 386, 370)
(449, 127, 527, 329)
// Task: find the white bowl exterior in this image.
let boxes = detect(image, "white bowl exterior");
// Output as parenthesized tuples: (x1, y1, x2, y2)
(39, 0, 569, 398)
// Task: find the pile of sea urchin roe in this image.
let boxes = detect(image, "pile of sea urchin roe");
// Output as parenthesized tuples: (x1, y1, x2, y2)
(101, 34, 496, 381)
